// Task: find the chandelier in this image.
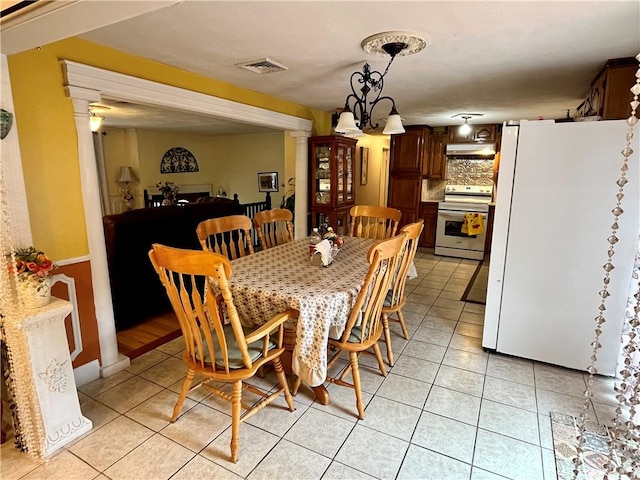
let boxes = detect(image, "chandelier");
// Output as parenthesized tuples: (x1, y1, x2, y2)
(335, 32, 427, 136)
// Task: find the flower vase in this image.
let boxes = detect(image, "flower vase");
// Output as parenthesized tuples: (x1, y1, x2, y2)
(17, 276, 52, 309)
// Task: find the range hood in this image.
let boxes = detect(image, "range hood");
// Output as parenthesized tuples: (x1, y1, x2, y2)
(446, 143, 496, 156)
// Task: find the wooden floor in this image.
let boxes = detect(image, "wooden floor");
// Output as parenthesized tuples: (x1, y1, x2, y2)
(116, 311, 182, 359)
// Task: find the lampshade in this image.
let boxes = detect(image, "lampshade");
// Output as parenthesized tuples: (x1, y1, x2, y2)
(335, 108, 360, 134)
(344, 128, 365, 139)
(382, 107, 405, 135)
(116, 166, 137, 183)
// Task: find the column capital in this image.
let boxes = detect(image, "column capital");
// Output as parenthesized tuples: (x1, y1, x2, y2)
(289, 130, 312, 139)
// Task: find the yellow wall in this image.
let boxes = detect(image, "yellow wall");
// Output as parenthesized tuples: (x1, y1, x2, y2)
(137, 129, 217, 193)
(210, 132, 285, 207)
(355, 134, 391, 206)
(102, 129, 135, 206)
(103, 127, 288, 209)
(7, 37, 330, 260)
(282, 134, 297, 206)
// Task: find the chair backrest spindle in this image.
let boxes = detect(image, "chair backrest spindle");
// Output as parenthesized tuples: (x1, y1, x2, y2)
(349, 205, 402, 240)
(253, 208, 295, 250)
(149, 245, 254, 372)
(387, 220, 424, 309)
(196, 215, 255, 259)
(339, 233, 407, 345)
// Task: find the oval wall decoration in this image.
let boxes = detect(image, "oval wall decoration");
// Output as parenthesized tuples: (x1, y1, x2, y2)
(160, 147, 199, 173)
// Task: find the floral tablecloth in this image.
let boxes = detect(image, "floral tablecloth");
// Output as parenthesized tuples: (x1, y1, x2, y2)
(229, 237, 375, 386)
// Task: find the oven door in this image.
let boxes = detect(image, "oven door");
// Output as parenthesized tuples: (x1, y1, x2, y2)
(435, 209, 487, 259)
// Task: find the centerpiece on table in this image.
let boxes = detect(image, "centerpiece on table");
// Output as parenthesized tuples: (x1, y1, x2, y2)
(311, 224, 344, 266)
(8, 246, 56, 308)
(156, 181, 179, 205)
(319, 224, 344, 248)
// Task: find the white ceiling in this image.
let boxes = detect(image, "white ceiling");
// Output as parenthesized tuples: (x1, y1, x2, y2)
(2, 1, 639, 134)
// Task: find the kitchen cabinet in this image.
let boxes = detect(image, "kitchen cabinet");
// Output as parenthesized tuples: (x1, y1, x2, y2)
(388, 126, 431, 229)
(448, 124, 497, 144)
(309, 135, 357, 235)
(425, 133, 447, 180)
(419, 202, 438, 248)
(575, 57, 637, 120)
(389, 126, 430, 174)
(388, 176, 421, 227)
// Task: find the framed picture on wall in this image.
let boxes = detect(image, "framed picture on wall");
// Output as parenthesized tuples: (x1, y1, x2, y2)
(360, 147, 369, 185)
(258, 172, 279, 192)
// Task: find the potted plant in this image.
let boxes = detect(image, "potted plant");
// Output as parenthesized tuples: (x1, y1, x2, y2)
(8, 246, 56, 308)
(156, 181, 179, 205)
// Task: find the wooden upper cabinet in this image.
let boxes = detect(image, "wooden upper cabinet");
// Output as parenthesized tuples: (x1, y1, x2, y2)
(448, 124, 496, 144)
(473, 125, 496, 142)
(425, 133, 447, 180)
(389, 127, 430, 174)
(575, 57, 637, 120)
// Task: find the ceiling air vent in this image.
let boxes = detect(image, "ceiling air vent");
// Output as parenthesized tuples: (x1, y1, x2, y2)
(236, 58, 288, 74)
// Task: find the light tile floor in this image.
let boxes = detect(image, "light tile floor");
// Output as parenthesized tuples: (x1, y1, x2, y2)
(1, 250, 619, 480)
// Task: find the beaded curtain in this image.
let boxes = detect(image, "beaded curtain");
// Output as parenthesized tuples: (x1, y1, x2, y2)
(574, 53, 640, 479)
(0, 155, 46, 457)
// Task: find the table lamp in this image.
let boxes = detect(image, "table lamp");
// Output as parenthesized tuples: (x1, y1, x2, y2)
(116, 166, 137, 210)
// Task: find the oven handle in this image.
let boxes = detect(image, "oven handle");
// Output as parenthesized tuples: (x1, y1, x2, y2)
(438, 211, 487, 219)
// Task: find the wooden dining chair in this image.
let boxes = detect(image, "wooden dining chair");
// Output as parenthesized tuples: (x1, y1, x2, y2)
(196, 214, 254, 260)
(148, 243, 295, 463)
(381, 219, 424, 366)
(253, 208, 295, 250)
(294, 233, 407, 419)
(349, 205, 402, 240)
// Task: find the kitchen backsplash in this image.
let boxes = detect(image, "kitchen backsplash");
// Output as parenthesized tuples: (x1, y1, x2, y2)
(421, 179, 446, 201)
(421, 158, 496, 201)
(446, 158, 494, 185)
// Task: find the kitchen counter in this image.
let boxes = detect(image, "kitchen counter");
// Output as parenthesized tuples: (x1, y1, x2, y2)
(421, 199, 441, 204)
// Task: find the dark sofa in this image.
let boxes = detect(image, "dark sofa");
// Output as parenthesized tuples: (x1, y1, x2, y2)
(103, 199, 245, 331)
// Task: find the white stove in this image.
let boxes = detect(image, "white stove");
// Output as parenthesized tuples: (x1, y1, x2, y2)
(441, 184, 493, 212)
(435, 184, 493, 260)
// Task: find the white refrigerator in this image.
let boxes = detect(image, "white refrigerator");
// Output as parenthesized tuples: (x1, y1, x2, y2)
(484, 119, 639, 376)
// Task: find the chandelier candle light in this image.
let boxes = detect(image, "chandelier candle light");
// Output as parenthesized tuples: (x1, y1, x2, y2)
(335, 31, 427, 136)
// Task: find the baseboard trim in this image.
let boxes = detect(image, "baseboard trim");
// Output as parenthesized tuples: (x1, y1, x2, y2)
(73, 359, 100, 387)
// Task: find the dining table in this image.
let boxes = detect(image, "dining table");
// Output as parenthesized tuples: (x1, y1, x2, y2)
(228, 235, 376, 404)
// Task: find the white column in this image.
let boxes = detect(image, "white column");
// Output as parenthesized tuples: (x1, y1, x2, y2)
(290, 130, 311, 238)
(20, 298, 93, 456)
(67, 87, 129, 377)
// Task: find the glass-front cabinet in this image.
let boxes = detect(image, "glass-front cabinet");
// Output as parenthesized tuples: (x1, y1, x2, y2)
(309, 135, 357, 235)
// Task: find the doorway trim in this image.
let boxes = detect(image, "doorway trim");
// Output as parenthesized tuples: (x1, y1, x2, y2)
(62, 60, 312, 377)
